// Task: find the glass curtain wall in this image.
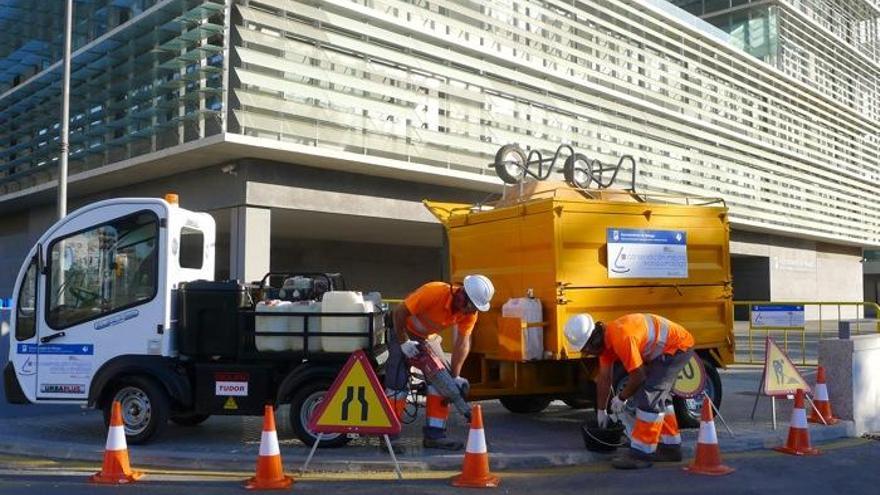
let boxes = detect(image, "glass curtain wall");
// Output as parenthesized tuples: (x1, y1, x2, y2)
(0, 0, 227, 194)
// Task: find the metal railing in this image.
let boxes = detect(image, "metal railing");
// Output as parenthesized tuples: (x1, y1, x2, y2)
(733, 301, 880, 365)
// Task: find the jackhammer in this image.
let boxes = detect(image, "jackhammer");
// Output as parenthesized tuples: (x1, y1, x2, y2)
(407, 341, 473, 422)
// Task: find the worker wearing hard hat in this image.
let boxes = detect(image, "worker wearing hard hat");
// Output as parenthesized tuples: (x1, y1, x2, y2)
(574, 313, 695, 469)
(385, 274, 495, 450)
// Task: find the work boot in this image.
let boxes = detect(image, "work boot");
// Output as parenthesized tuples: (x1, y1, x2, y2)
(611, 449, 654, 470)
(654, 444, 683, 462)
(423, 437, 464, 451)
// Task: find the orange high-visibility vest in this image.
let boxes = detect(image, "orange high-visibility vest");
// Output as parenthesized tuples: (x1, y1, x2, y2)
(599, 313, 694, 372)
(403, 282, 477, 338)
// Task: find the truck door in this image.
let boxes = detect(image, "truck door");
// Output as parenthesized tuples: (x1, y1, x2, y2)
(36, 208, 165, 401)
(8, 251, 40, 400)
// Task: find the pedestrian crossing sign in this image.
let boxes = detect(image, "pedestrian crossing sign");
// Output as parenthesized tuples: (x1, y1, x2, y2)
(762, 337, 811, 397)
(308, 349, 401, 435)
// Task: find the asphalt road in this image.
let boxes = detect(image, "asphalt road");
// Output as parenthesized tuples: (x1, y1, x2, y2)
(0, 438, 877, 495)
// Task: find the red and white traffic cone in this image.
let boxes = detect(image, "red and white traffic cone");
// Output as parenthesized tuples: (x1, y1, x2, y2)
(808, 367, 839, 425)
(775, 389, 820, 456)
(245, 405, 294, 490)
(684, 396, 735, 476)
(451, 404, 500, 488)
(90, 401, 143, 484)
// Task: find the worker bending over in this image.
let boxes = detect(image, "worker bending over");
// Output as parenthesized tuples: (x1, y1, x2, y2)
(581, 313, 695, 469)
(384, 275, 495, 450)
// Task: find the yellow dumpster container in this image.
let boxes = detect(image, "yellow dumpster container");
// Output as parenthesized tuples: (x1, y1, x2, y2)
(426, 182, 734, 408)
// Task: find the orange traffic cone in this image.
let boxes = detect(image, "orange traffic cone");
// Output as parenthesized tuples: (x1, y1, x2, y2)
(808, 367, 839, 425)
(775, 389, 820, 456)
(451, 404, 500, 488)
(684, 396, 735, 476)
(90, 401, 143, 484)
(245, 405, 294, 490)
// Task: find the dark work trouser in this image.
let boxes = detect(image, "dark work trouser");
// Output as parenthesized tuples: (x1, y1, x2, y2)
(630, 349, 694, 455)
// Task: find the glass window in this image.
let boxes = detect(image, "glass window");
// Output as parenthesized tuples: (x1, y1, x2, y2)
(47, 211, 159, 330)
(179, 227, 204, 269)
(15, 258, 37, 341)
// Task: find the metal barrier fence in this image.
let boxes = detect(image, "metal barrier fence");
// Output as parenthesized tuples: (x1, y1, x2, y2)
(733, 301, 880, 366)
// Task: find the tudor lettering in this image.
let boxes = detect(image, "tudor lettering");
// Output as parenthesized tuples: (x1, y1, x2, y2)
(216, 381, 248, 396)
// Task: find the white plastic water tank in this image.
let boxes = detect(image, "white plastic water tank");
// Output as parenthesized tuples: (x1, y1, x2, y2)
(255, 300, 322, 351)
(321, 291, 374, 352)
(256, 301, 292, 351)
(501, 294, 544, 360)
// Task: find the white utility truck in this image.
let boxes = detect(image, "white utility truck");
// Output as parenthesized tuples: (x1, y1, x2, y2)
(4, 196, 387, 446)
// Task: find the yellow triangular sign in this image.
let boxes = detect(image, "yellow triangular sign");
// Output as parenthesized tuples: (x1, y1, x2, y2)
(762, 337, 811, 397)
(308, 350, 401, 434)
(223, 397, 238, 410)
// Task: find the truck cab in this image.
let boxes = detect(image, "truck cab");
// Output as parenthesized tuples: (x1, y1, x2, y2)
(5, 197, 387, 446)
(5, 197, 213, 406)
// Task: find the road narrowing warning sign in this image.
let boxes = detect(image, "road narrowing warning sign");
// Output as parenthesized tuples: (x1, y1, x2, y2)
(762, 337, 811, 397)
(673, 354, 707, 398)
(308, 349, 401, 435)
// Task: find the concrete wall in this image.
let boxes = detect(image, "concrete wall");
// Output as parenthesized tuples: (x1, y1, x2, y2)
(0, 157, 868, 314)
(731, 230, 865, 319)
(270, 238, 443, 299)
(820, 335, 880, 435)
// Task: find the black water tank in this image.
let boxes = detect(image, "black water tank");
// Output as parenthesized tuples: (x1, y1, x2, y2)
(177, 280, 247, 358)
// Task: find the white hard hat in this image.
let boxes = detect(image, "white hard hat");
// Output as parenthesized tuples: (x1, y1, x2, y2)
(564, 313, 595, 351)
(463, 274, 494, 312)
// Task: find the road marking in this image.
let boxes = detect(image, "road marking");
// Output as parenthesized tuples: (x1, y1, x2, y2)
(0, 438, 870, 481)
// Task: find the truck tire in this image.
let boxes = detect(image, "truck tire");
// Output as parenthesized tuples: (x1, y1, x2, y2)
(170, 413, 211, 427)
(612, 360, 724, 429)
(673, 360, 723, 429)
(499, 396, 551, 414)
(289, 380, 352, 448)
(103, 376, 170, 445)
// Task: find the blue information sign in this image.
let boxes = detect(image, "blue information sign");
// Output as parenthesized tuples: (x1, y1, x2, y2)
(607, 228, 688, 279)
(751, 305, 805, 328)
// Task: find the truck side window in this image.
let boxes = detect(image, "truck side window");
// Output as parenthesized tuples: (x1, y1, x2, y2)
(179, 227, 204, 269)
(47, 211, 159, 330)
(15, 258, 37, 341)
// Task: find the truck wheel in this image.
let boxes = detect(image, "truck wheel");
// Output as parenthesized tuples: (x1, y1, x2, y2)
(289, 380, 352, 448)
(499, 396, 551, 414)
(493, 144, 527, 184)
(103, 376, 170, 445)
(170, 413, 211, 427)
(674, 360, 723, 429)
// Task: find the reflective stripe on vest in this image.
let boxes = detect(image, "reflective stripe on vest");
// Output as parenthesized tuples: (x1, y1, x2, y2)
(642, 314, 669, 361)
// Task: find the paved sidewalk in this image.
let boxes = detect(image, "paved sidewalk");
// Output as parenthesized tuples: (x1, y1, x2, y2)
(0, 366, 853, 472)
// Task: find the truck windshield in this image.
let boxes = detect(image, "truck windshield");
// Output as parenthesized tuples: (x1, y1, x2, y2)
(46, 210, 159, 330)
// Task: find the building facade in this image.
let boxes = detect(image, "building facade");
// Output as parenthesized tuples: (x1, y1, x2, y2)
(0, 0, 877, 309)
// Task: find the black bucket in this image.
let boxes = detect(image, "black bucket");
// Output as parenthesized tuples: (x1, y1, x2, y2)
(581, 419, 625, 453)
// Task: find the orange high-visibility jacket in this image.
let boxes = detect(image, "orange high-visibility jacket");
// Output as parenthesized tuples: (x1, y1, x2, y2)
(403, 282, 477, 338)
(599, 313, 694, 372)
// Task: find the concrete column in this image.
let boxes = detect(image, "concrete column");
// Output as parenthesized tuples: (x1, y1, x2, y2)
(230, 207, 271, 283)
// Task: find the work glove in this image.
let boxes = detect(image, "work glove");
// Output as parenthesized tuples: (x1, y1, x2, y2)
(610, 395, 627, 415)
(400, 340, 420, 359)
(454, 376, 469, 389)
(597, 410, 610, 428)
